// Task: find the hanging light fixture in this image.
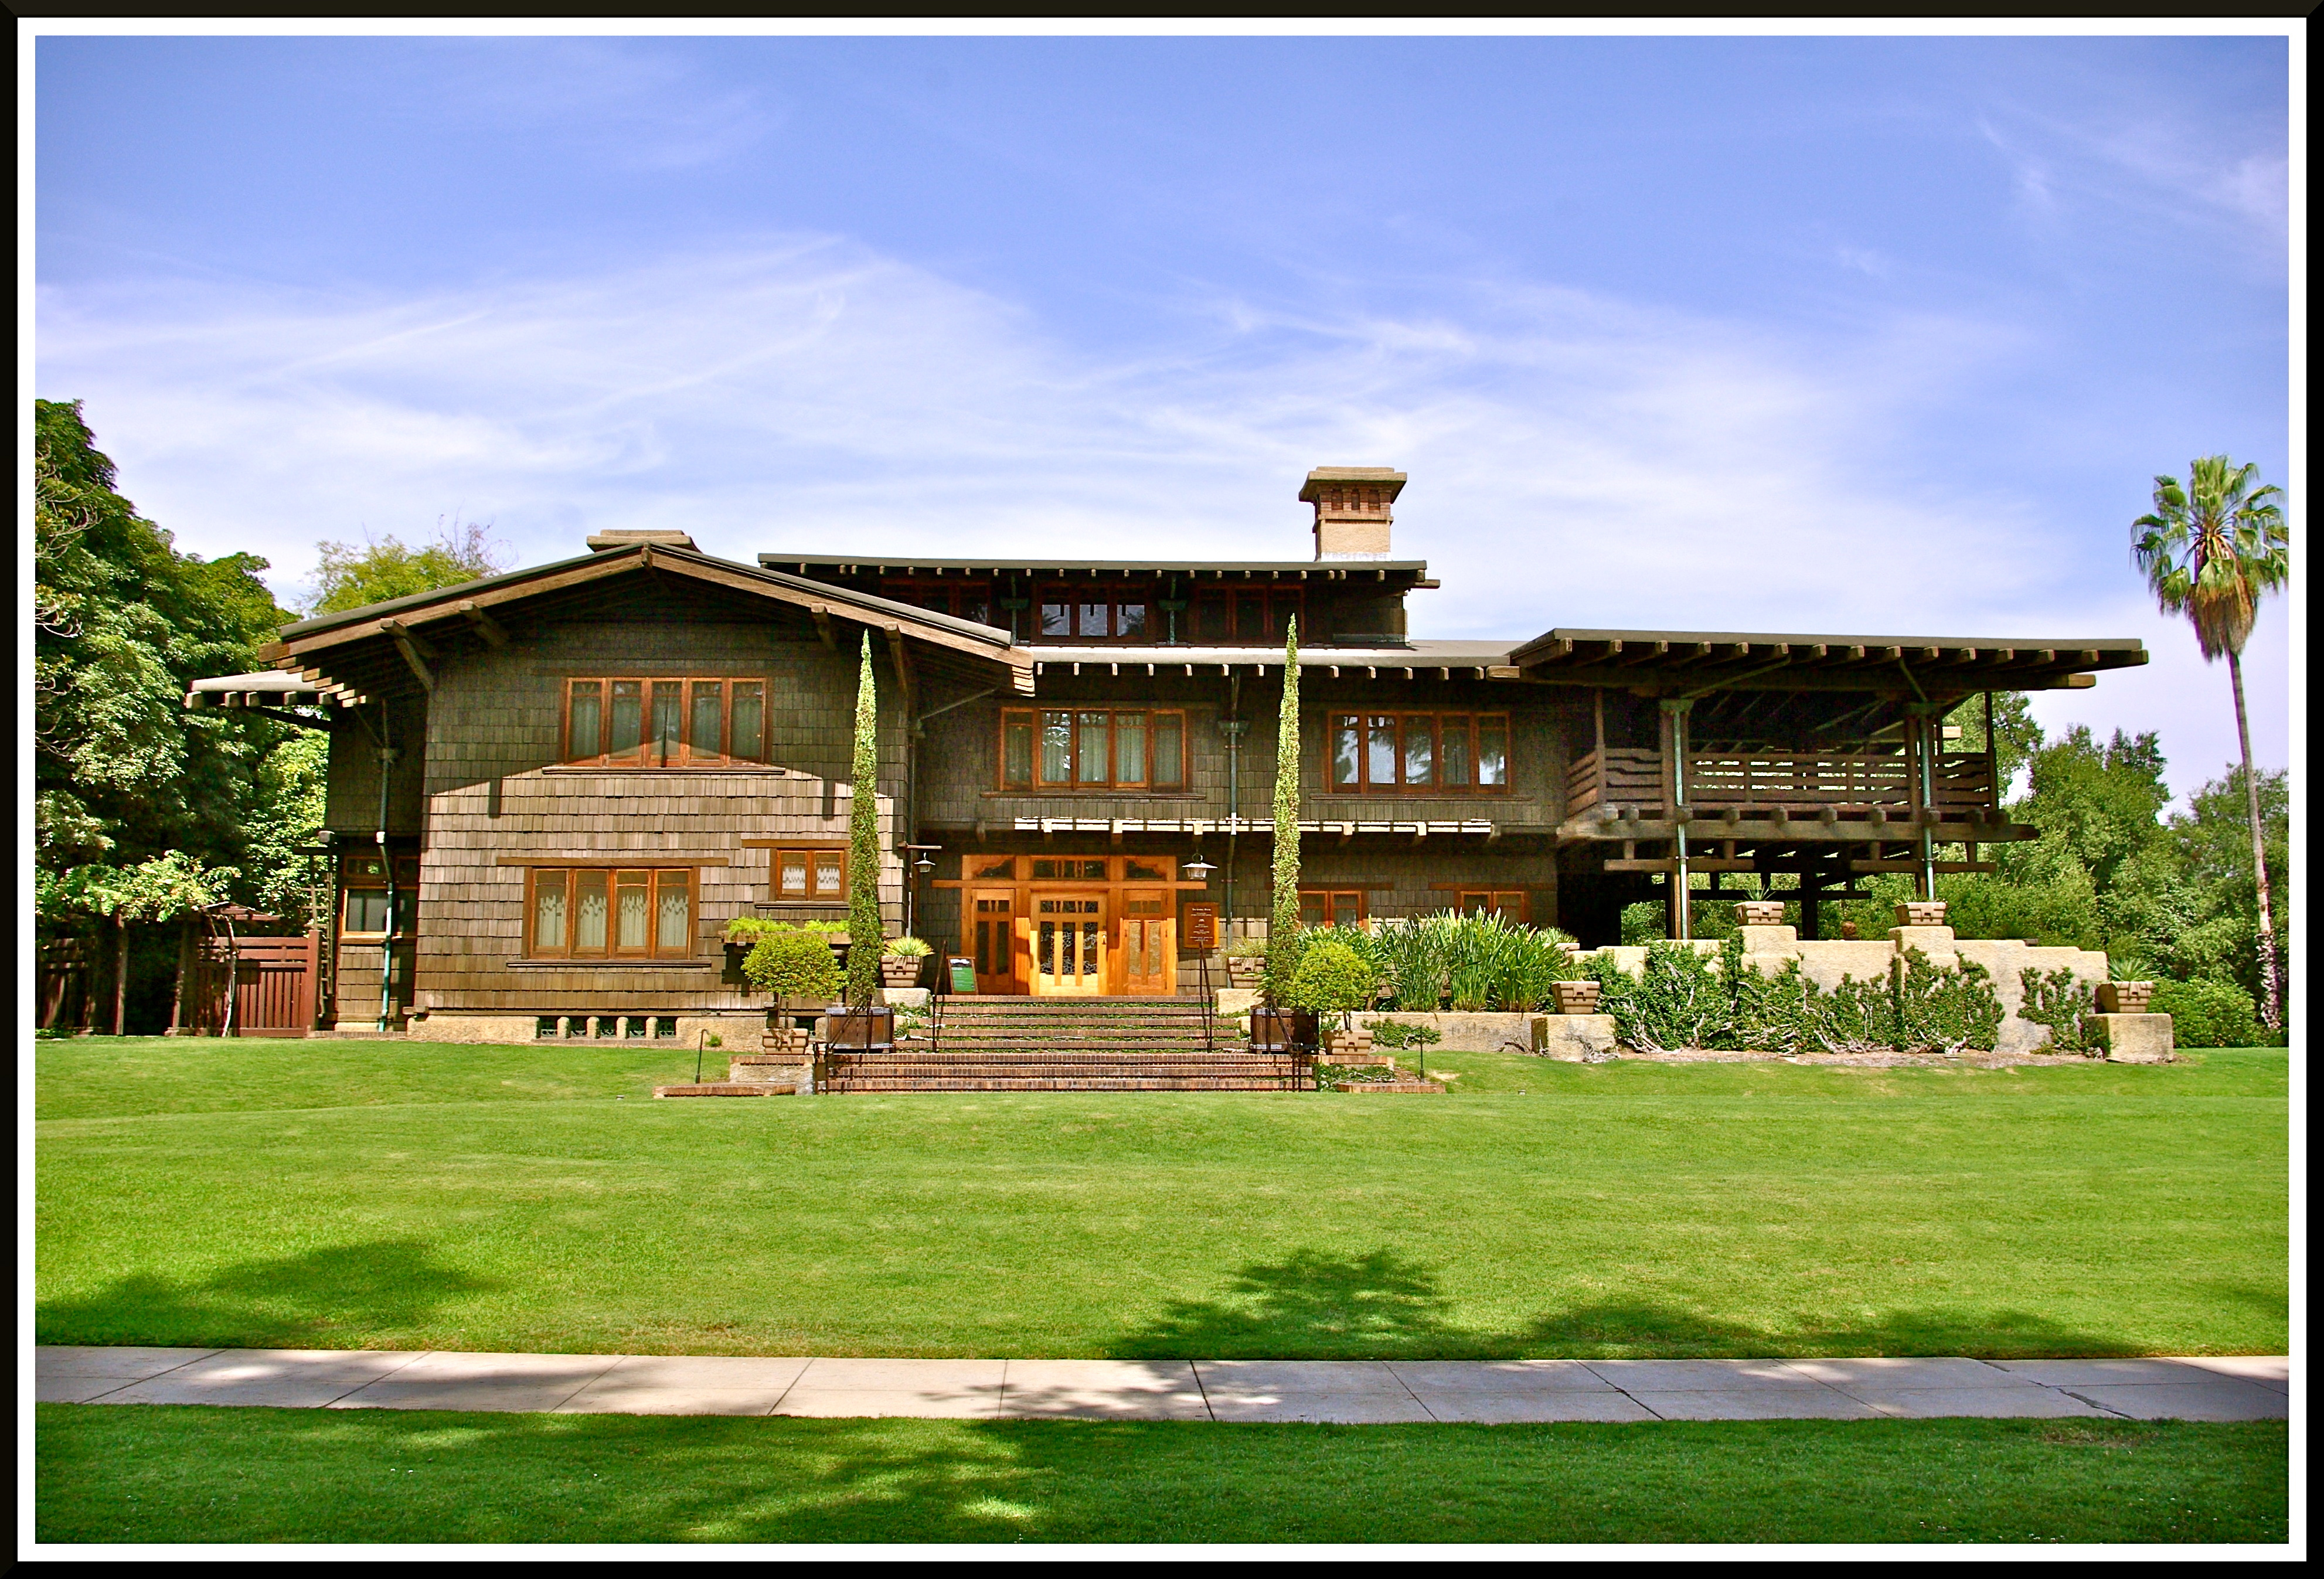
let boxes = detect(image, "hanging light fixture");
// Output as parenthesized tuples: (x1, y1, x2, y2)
(1182, 851, 1216, 882)
(912, 853, 937, 876)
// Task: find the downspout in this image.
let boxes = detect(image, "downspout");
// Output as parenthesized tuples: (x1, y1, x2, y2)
(376, 702, 400, 1032)
(1222, 674, 1244, 942)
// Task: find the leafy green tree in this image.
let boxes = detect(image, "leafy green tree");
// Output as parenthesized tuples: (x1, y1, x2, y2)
(845, 634, 884, 1006)
(38, 853, 235, 1034)
(2133, 455, 2289, 1028)
(35, 399, 293, 887)
(301, 518, 509, 615)
(1265, 617, 1302, 1003)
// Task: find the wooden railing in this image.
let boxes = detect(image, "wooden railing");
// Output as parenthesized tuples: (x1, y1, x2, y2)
(1566, 748, 1996, 814)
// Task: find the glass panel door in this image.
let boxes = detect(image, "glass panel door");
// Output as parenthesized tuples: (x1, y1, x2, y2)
(1031, 894, 1105, 996)
(971, 891, 1018, 993)
(1120, 890, 1175, 995)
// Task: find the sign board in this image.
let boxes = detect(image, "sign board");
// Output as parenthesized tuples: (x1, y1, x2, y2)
(947, 956, 977, 995)
(1183, 904, 1218, 952)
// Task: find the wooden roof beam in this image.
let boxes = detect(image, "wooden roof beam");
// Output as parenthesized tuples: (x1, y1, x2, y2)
(377, 620, 436, 693)
(458, 600, 509, 648)
(810, 604, 836, 651)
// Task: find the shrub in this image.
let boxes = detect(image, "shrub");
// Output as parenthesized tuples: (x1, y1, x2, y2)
(1370, 911, 1576, 1012)
(1581, 941, 2005, 1055)
(727, 917, 847, 941)
(1894, 949, 2004, 1056)
(2018, 967, 2097, 1054)
(1225, 935, 1270, 960)
(1285, 937, 1383, 1027)
(1366, 1017, 1442, 1051)
(741, 927, 844, 1008)
(2149, 975, 2262, 1048)
(884, 935, 933, 958)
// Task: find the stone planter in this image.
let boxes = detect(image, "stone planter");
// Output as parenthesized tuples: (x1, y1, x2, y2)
(880, 957, 924, 989)
(1550, 981, 1602, 1016)
(2096, 981, 2155, 1015)
(761, 1026, 812, 1056)
(1226, 959, 1265, 989)
(1324, 1028, 1376, 1059)
(1894, 901, 1948, 927)
(1735, 900, 1785, 926)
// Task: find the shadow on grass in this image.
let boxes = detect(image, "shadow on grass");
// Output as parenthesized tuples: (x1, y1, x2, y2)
(35, 1239, 494, 1349)
(1107, 1249, 2151, 1360)
(35, 1403, 2289, 1546)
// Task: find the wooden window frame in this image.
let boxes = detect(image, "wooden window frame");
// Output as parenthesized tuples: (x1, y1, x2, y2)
(1326, 710, 1512, 795)
(525, 866, 696, 959)
(339, 855, 418, 939)
(561, 676, 771, 768)
(998, 707, 1189, 791)
(1191, 587, 1304, 645)
(1029, 584, 1156, 645)
(768, 846, 848, 903)
(879, 581, 993, 625)
(1298, 889, 1370, 930)
(1456, 890, 1529, 921)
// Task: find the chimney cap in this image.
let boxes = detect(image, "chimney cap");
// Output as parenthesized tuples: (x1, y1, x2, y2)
(586, 528, 699, 553)
(1299, 467, 1406, 504)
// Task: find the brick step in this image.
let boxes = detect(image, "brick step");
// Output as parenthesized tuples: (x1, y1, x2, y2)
(829, 1058, 1297, 1072)
(933, 1034, 1218, 1049)
(822, 1078, 1305, 1092)
(654, 1082, 795, 1097)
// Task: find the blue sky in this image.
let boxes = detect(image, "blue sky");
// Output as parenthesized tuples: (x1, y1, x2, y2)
(35, 32, 2293, 795)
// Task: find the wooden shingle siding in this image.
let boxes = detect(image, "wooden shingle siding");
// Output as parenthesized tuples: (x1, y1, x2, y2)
(397, 587, 907, 1019)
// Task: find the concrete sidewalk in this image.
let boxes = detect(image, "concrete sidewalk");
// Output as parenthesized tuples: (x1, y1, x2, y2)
(35, 1348, 2288, 1424)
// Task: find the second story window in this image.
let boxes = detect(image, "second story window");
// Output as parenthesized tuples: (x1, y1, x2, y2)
(1192, 587, 1301, 644)
(1001, 707, 1187, 790)
(1328, 712, 1510, 793)
(563, 678, 767, 767)
(1036, 586, 1150, 642)
(881, 581, 992, 625)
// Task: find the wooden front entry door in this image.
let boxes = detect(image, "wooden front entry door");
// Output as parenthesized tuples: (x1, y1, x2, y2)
(1119, 890, 1176, 996)
(969, 890, 1019, 993)
(1030, 893, 1105, 996)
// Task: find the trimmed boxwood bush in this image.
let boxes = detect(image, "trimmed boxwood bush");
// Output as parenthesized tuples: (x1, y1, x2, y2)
(2149, 976, 2264, 1048)
(741, 927, 844, 1009)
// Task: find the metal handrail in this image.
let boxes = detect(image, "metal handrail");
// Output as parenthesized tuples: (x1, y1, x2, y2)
(1196, 950, 1216, 1056)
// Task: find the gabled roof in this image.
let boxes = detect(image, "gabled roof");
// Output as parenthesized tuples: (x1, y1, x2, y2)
(263, 542, 1033, 698)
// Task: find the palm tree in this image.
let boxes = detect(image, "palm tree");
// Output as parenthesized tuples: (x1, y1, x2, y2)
(2132, 455, 2289, 1031)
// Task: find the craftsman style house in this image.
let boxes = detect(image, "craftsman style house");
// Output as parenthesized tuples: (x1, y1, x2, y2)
(194, 467, 2146, 1043)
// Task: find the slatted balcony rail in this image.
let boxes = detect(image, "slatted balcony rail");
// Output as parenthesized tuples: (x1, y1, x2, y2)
(1566, 748, 1998, 815)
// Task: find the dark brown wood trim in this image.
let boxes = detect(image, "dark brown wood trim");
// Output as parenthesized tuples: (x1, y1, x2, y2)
(495, 856, 729, 867)
(738, 837, 849, 848)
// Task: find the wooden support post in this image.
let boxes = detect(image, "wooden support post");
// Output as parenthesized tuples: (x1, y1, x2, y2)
(810, 604, 836, 651)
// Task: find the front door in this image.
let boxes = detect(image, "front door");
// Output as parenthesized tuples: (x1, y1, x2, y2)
(969, 890, 1019, 993)
(1119, 890, 1176, 995)
(1030, 893, 1106, 996)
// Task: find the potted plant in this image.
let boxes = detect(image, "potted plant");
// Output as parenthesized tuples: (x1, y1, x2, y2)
(882, 935, 932, 989)
(1274, 935, 1377, 1059)
(739, 925, 843, 1053)
(1224, 935, 1268, 988)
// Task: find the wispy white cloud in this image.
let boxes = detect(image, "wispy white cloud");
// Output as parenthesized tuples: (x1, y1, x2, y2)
(36, 236, 2278, 794)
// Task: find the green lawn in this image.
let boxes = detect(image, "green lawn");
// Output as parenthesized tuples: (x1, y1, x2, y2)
(35, 1405, 2288, 1545)
(35, 1037, 2287, 1359)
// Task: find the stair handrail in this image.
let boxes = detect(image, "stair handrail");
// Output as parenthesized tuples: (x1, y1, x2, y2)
(1196, 950, 1216, 1056)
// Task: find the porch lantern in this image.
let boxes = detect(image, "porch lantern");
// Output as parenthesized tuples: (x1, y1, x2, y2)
(1182, 853, 1216, 883)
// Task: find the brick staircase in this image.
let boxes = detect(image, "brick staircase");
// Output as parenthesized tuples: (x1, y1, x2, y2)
(819, 996, 1311, 1093)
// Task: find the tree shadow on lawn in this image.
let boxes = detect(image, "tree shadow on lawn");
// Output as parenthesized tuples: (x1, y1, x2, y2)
(1105, 1248, 2152, 1360)
(36, 1239, 494, 1349)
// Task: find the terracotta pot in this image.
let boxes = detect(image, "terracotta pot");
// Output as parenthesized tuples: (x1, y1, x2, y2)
(1550, 981, 1602, 1015)
(2096, 981, 2155, 1015)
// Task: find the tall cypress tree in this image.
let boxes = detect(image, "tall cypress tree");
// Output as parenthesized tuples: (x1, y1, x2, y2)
(846, 633, 884, 1006)
(1266, 617, 1302, 1001)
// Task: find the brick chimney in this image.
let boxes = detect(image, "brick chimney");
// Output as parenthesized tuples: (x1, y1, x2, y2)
(1299, 467, 1404, 560)
(586, 528, 698, 553)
